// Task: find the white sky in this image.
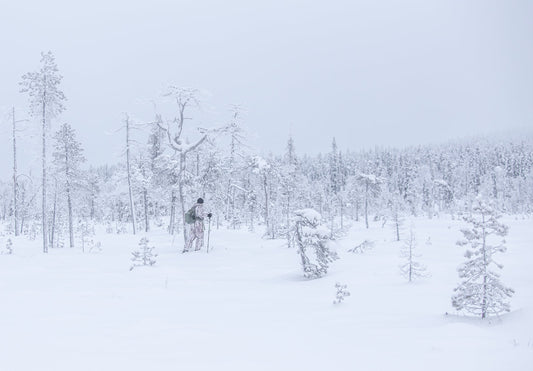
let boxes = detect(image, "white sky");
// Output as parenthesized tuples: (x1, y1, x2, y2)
(0, 0, 532, 175)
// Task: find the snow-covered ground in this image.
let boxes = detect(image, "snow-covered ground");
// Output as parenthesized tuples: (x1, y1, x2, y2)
(0, 216, 532, 371)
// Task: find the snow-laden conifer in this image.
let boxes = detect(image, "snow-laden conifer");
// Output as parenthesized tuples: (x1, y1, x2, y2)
(452, 198, 514, 319)
(293, 209, 337, 279)
(399, 228, 428, 282)
(52, 123, 85, 248)
(130, 237, 157, 271)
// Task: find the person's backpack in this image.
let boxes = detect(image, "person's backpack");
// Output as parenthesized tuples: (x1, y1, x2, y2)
(185, 206, 196, 224)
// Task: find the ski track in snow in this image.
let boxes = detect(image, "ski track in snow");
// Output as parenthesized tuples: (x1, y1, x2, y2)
(0, 217, 532, 371)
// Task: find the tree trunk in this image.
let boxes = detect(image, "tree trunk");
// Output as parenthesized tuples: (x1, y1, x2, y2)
(125, 115, 136, 235)
(12, 107, 19, 236)
(42, 95, 48, 253)
(67, 185, 74, 247)
(143, 188, 149, 232)
(169, 190, 176, 235)
(51, 182, 57, 248)
(364, 182, 369, 229)
(263, 174, 270, 237)
(179, 153, 187, 246)
(481, 213, 487, 319)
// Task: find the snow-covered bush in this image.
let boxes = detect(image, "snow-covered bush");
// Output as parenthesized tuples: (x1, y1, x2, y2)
(452, 199, 514, 319)
(86, 239, 103, 253)
(1, 238, 13, 255)
(293, 209, 338, 279)
(348, 240, 374, 254)
(399, 228, 428, 282)
(130, 237, 157, 271)
(333, 282, 350, 304)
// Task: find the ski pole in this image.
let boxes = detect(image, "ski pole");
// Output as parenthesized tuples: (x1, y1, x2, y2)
(206, 213, 212, 253)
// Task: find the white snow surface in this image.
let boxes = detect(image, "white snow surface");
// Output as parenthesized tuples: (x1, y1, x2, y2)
(1, 217, 532, 371)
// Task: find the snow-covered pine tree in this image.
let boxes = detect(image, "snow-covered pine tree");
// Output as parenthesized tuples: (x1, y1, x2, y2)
(399, 228, 428, 282)
(293, 209, 337, 279)
(20, 51, 66, 253)
(130, 237, 157, 271)
(452, 198, 514, 319)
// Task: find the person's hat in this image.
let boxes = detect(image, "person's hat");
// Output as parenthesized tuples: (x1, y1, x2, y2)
(197, 198, 204, 204)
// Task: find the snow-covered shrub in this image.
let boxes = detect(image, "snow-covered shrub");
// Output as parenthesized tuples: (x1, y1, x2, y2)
(86, 240, 103, 253)
(116, 221, 127, 234)
(333, 282, 350, 304)
(293, 209, 338, 279)
(1, 238, 13, 255)
(130, 237, 157, 271)
(105, 221, 113, 234)
(399, 228, 428, 282)
(452, 198, 514, 319)
(348, 240, 374, 254)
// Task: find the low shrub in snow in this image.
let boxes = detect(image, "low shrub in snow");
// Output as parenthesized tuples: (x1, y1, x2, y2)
(348, 240, 374, 254)
(333, 282, 350, 304)
(0, 238, 13, 255)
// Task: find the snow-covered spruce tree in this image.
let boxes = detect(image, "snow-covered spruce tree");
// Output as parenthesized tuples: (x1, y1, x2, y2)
(399, 228, 428, 282)
(452, 199, 514, 319)
(293, 209, 337, 279)
(130, 237, 157, 271)
(20, 51, 66, 253)
(52, 123, 85, 248)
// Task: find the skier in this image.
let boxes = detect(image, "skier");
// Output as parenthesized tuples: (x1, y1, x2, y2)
(183, 198, 205, 253)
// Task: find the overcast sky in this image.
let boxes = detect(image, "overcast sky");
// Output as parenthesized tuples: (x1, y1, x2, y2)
(0, 0, 532, 175)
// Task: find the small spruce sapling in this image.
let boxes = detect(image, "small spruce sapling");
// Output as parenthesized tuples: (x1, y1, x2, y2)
(399, 228, 428, 282)
(452, 199, 514, 319)
(333, 282, 350, 304)
(130, 237, 157, 271)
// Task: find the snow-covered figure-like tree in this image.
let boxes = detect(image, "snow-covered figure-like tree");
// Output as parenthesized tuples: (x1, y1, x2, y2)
(183, 198, 205, 253)
(20, 51, 66, 253)
(452, 199, 514, 319)
(293, 209, 337, 279)
(399, 228, 428, 282)
(130, 237, 157, 271)
(333, 282, 350, 304)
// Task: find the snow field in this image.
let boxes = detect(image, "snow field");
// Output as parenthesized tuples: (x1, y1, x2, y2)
(0, 216, 532, 371)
